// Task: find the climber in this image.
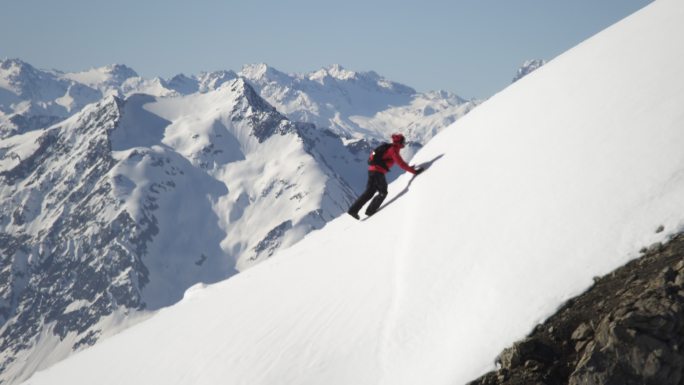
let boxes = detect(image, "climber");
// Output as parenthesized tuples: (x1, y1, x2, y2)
(347, 133, 422, 219)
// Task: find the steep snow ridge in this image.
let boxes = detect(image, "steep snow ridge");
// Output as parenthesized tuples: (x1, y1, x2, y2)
(20, 1, 684, 384)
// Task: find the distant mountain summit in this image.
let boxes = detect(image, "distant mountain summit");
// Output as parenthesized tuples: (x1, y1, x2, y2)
(166, 70, 239, 94)
(512, 59, 547, 82)
(0, 59, 102, 136)
(61, 63, 139, 92)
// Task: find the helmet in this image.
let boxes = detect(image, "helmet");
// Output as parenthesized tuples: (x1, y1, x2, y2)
(391, 133, 406, 147)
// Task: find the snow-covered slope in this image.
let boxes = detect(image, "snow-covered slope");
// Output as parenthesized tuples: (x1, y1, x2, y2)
(21, 0, 684, 384)
(239, 63, 479, 143)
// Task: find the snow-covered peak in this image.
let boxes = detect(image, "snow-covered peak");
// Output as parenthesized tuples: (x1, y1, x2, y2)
(512, 59, 546, 83)
(196, 70, 238, 93)
(0, 58, 27, 69)
(119, 76, 176, 98)
(239, 63, 292, 86)
(166, 73, 199, 95)
(0, 58, 36, 81)
(308, 64, 360, 82)
(421, 89, 469, 104)
(0, 58, 41, 77)
(0, 58, 60, 98)
(0, 59, 103, 136)
(63, 64, 138, 91)
(307, 64, 415, 94)
(102, 64, 138, 81)
(227, 77, 273, 108)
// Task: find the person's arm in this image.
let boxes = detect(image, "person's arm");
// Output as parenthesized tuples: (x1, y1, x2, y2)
(391, 148, 418, 174)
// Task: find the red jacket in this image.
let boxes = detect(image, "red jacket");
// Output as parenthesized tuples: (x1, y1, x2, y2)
(368, 143, 417, 174)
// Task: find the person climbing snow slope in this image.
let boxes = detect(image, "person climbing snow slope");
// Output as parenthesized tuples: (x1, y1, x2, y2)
(347, 133, 423, 220)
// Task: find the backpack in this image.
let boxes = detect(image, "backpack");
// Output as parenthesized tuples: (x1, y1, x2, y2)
(368, 142, 392, 171)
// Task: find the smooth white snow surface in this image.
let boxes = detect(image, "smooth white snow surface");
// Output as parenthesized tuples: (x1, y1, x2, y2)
(23, 1, 684, 384)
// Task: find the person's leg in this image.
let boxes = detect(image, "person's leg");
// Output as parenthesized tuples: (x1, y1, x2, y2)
(364, 173, 388, 216)
(348, 172, 379, 218)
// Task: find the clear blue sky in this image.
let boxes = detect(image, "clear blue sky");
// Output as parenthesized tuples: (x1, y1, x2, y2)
(0, 0, 651, 99)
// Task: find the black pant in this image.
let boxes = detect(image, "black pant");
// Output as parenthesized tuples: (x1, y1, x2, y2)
(348, 171, 388, 216)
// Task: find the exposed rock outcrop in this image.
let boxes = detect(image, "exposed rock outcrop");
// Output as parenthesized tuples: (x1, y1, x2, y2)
(469, 232, 684, 385)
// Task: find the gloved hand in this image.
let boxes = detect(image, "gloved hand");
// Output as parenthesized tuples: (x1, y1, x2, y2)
(413, 166, 424, 175)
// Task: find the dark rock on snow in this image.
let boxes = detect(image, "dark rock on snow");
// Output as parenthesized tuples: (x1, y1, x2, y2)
(468, 232, 684, 385)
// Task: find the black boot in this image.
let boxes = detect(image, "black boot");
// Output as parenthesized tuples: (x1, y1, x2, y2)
(347, 210, 360, 220)
(349, 171, 387, 219)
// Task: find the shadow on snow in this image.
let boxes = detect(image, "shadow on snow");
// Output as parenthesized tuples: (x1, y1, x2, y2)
(361, 153, 444, 221)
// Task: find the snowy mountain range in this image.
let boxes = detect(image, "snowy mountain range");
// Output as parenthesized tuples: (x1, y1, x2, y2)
(13, 0, 684, 384)
(0, 59, 478, 144)
(239, 63, 478, 142)
(0, 61, 476, 383)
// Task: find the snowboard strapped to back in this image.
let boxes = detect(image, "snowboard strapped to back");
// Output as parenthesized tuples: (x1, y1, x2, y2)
(368, 142, 392, 171)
